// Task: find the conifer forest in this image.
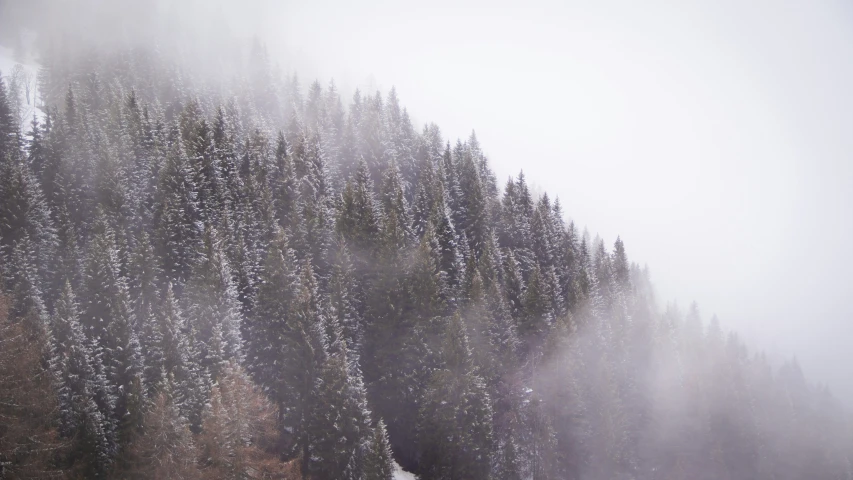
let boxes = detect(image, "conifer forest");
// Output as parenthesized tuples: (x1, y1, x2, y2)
(0, 1, 852, 479)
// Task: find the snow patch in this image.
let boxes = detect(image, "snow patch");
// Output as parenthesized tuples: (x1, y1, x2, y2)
(393, 460, 417, 480)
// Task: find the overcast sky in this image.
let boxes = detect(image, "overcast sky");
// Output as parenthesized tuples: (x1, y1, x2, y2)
(234, 0, 853, 400)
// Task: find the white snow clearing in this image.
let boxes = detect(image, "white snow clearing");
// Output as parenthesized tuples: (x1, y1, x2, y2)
(393, 461, 417, 480)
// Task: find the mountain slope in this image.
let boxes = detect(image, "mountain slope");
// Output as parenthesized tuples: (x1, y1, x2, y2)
(0, 39, 851, 480)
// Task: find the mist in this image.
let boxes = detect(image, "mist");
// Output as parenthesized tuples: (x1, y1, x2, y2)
(246, 0, 853, 405)
(255, 0, 853, 403)
(1, 0, 852, 478)
(11, 0, 846, 400)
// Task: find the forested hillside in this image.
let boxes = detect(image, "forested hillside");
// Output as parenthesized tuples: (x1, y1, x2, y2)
(0, 38, 851, 480)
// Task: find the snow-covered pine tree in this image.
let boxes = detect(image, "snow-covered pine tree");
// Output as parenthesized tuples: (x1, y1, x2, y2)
(0, 146, 58, 302)
(156, 282, 209, 434)
(417, 313, 493, 480)
(49, 281, 118, 477)
(363, 419, 395, 480)
(154, 123, 201, 287)
(305, 340, 372, 479)
(183, 225, 244, 379)
(328, 237, 364, 356)
(246, 227, 300, 423)
(286, 261, 329, 468)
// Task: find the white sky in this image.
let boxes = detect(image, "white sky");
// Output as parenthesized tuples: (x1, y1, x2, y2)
(238, 0, 853, 400)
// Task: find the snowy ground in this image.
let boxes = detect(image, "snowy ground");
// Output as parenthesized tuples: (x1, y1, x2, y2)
(393, 461, 417, 480)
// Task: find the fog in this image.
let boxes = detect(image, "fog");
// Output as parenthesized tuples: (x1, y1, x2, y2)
(3, 0, 851, 399)
(1, 0, 852, 477)
(249, 0, 853, 403)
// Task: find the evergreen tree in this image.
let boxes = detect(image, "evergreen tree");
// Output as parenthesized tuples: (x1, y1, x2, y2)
(329, 238, 364, 355)
(363, 419, 396, 480)
(79, 212, 143, 444)
(155, 124, 201, 285)
(272, 130, 299, 230)
(337, 159, 381, 259)
(246, 228, 299, 423)
(417, 314, 493, 480)
(492, 434, 524, 480)
(127, 231, 162, 396)
(431, 180, 462, 299)
(192, 115, 224, 220)
(0, 32, 849, 480)
(457, 143, 489, 259)
(50, 281, 118, 476)
(520, 263, 554, 346)
(364, 231, 443, 470)
(0, 74, 21, 164)
(502, 250, 525, 322)
(612, 236, 631, 292)
(305, 341, 372, 479)
(380, 161, 412, 247)
(0, 151, 58, 301)
(286, 261, 329, 467)
(156, 283, 208, 433)
(183, 226, 244, 379)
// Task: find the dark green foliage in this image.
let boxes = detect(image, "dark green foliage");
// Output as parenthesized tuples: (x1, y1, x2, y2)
(304, 342, 372, 479)
(154, 125, 201, 285)
(337, 159, 381, 258)
(520, 263, 554, 356)
(285, 261, 329, 468)
(50, 281, 117, 476)
(183, 226, 244, 379)
(0, 74, 20, 163)
(246, 229, 300, 426)
(363, 419, 395, 480)
(328, 238, 363, 354)
(417, 314, 493, 480)
(0, 149, 57, 297)
(0, 35, 850, 480)
(363, 232, 443, 470)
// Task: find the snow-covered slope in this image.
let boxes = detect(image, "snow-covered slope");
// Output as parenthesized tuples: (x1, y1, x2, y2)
(393, 461, 417, 480)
